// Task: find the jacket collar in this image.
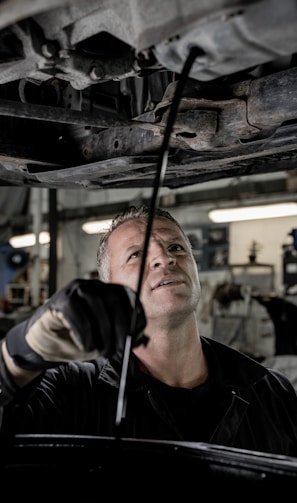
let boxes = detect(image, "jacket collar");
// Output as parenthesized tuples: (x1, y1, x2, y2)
(96, 336, 269, 392)
(200, 336, 269, 389)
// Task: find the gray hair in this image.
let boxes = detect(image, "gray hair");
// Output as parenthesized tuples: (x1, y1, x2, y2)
(96, 204, 190, 281)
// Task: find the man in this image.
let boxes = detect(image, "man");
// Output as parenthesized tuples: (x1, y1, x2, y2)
(1, 205, 297, 457)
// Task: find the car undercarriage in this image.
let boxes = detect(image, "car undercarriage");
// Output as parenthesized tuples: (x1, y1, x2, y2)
(1, 0, 297, 190)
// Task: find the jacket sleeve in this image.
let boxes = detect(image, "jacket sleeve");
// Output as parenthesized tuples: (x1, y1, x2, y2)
(0, 342, 20, 430)
(0, 342, 20, 407)
(0, 340, 44, 431)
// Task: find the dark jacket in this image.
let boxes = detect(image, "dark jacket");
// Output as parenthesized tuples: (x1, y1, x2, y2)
(1, 336, 297, 456)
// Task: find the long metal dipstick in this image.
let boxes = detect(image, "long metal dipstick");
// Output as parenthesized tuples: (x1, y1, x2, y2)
(115, 46, 201, 434)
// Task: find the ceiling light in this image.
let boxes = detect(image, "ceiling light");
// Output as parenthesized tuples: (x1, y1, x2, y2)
(9, 231, 50, 248)
(82, 219, 112, 234)
(208, 202, 297, 223)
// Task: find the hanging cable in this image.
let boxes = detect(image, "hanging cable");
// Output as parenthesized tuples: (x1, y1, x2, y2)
(115, 46, 201, 433)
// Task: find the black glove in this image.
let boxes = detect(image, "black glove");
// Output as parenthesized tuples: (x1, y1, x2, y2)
(5, 279, 148, 371)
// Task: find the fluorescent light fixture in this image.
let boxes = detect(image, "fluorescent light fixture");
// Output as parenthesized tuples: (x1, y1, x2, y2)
(208, 202, 297, 223)
(9, 231, 50, 248)
(82, 219, 112, 234)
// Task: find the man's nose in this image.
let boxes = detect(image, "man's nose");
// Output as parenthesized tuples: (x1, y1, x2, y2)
(151, 245, 175, 268)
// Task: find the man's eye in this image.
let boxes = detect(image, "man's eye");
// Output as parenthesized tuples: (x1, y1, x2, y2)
(128, 250, 143, 260)
(168, 244, 184, 252)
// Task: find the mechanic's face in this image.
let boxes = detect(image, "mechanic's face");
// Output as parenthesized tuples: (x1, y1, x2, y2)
(107, 217, 201, 321)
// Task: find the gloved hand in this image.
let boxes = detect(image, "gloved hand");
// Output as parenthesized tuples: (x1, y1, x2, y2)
(5, 279, 148, 371)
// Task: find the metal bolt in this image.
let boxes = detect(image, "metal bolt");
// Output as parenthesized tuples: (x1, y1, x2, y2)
(89, 65, 104, 80)
(41, 43, 57, 59)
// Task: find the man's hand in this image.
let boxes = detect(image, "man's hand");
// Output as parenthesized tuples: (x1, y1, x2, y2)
(5, 279, 147, 371)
